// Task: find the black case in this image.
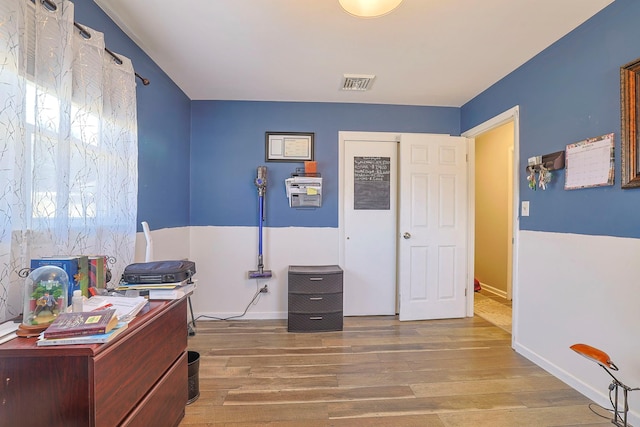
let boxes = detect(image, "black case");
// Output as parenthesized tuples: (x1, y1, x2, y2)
(122, 260, 196, 284)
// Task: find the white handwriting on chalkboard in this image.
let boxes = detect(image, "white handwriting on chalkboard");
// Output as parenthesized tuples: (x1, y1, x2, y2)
(353, 157, 391, 182)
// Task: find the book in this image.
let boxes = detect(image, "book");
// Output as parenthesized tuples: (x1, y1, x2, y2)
(88, 256, 108, 289)
(116, 280, 186, 290)
(148, 281, 197, 300)
(75, 255, 89, 297)
(43, 309, 117, 339)
(37, 322, 128, 346)
(82, 295, 148, 323)
(0, 320, 19, 345)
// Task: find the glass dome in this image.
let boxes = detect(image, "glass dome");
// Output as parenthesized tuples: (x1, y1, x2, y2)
(22, 265, 69, 328)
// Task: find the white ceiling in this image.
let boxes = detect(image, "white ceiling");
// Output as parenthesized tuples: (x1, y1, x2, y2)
(94, 0, 613, 107)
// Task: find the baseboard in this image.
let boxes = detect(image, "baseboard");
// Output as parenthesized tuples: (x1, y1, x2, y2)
(194, 311, 288, 321)
(478, 282, 507, 299)
(513, 341, 640, 427)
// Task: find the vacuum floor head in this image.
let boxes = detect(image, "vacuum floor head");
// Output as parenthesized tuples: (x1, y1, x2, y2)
(249, 270, 272, 279)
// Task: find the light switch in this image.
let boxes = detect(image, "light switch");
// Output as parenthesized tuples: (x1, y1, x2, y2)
(521, 201, 530, 217)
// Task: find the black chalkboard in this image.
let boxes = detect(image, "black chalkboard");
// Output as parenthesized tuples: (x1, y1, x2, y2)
(354, 156, 390, 210)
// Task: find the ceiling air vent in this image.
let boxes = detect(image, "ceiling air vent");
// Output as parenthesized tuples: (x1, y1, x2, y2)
(341, 74, 375, 91)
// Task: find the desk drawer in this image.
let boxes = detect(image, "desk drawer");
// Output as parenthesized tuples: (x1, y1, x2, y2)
(94, 299, 187, 427)
(121, 351, 187, 427)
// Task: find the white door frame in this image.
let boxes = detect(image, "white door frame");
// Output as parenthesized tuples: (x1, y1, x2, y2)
(462, 105, 520, 345)
(339, 131, 470, 319)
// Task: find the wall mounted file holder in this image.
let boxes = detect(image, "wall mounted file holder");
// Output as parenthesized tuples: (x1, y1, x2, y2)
(285, 172, 322, 208)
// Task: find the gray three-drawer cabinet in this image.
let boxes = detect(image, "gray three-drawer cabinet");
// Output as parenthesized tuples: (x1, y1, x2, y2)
(288, 265, 343, 332)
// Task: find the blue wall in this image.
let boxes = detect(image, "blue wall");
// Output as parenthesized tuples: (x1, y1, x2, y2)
(190, 101, 459, 227)
(461, 0, 640, 238)
(74, 2, 459, 231)
(78, 0, 640, 239)
(74, 1, 192, 231)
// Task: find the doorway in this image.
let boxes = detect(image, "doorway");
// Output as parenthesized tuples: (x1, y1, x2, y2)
(462, 106, 520, 339)
(339, 131, 470, 321)
(474, 122, 514, 300)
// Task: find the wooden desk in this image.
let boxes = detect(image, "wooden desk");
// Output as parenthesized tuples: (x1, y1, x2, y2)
(0, 298, 188, 427)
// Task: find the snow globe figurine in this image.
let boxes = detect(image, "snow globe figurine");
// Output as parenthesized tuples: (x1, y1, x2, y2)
(16, 265, 69, 338)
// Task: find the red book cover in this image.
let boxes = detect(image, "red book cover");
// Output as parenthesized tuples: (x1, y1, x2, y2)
(43, 309, 117, 339)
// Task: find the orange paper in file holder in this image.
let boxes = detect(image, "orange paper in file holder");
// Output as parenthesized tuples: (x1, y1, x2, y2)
(304, 161, 317, 174)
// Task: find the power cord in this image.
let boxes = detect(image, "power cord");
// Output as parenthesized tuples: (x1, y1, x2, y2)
(192, 285, 266, 322)
(588, 402, 613, 420)
(586, 382, 639, 425)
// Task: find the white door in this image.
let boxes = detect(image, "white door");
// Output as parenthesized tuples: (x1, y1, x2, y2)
(342, 137, 397, 315)
(398, 133, 469, 321)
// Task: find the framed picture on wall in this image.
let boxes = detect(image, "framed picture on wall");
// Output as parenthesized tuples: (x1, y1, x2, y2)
(621, 57, 640, 188)
(265, 132, 314, 162)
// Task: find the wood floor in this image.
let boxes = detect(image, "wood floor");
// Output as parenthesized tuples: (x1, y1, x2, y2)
(179, 315, 612, 427)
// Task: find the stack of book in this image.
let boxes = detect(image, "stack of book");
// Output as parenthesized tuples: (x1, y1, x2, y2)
(116, 279, 197, 300)
(37, 309, 127, 346)
(82, 295, 149, 323)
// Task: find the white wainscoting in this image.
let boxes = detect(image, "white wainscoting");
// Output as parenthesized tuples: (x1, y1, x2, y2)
(137, 226, 339, 320)
(514, 230, 640, 426)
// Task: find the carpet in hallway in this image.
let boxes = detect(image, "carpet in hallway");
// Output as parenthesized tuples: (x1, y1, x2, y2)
(474, 293, 512, 334)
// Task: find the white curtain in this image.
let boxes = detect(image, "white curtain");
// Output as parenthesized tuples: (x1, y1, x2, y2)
(0, 0, 138, 322)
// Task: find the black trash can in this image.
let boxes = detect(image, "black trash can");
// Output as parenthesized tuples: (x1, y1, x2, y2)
(187, 351, 200, 405)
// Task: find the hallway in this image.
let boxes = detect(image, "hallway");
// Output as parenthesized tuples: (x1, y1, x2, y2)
(474, 290, 512, 334)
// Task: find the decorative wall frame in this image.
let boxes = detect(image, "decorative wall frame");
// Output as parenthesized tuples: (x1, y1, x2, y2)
(265, 132, 314, 162)
(620, 57, 640, 188)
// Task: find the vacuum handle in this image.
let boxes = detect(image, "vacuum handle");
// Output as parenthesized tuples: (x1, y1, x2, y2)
(255, 166, 267, 196)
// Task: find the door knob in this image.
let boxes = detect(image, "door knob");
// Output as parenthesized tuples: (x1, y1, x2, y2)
(403, 232, 411, 239)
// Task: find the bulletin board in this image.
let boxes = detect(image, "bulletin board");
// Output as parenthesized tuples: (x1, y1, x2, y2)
(564, 133, 614, 190)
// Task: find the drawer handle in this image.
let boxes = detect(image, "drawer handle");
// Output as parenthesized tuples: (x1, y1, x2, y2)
(309, 297, 323, 301)
(309, 316, 323, 320)
(309, 277, 324, 281)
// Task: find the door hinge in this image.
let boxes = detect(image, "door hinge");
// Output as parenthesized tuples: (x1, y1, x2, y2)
(465, 288, 467, 297)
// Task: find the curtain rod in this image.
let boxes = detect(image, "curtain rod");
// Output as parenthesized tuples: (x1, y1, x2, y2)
(35, 0, 150, 86)
(73, 22, 150, 86)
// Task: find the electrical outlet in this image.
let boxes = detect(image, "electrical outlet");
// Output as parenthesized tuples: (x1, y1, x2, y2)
(521, 201, 530, 217)
(260, 284, 268, 293)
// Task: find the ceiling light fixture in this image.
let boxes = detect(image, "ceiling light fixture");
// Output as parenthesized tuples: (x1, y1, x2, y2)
(339, 0, 403, 18)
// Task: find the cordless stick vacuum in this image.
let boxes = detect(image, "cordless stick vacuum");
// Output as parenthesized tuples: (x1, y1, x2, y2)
(249, 166, 272, 279)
